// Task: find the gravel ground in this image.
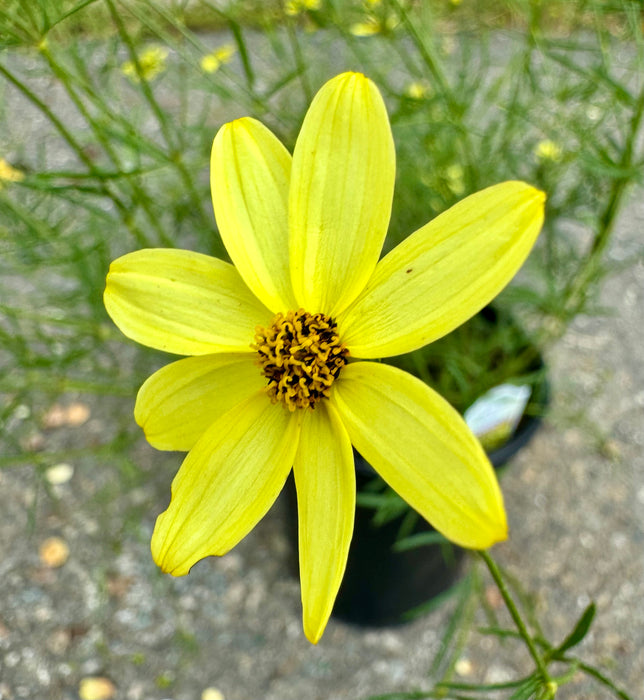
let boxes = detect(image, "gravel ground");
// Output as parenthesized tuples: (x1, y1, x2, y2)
(1, 28, 643, 700)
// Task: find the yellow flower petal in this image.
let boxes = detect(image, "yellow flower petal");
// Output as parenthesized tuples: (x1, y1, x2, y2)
(293, 402, 355, 644)
(0, 157, 25, 183)
(331, 362, 507, 549)
(211, 118, 297, 312)
(104, 248, 270, 355)
(289, 72, 395, 316)
(151, 392, 300, 575)
(121, 46, 168, 83)
(349, 19, 381, 36)
(338, 182, 545, 358)
(135, 353, 265, 451)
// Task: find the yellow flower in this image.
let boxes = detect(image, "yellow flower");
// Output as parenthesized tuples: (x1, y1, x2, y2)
(350, 12, 398, 36)
(121, 46, 169, 83)
(349, 17, 381, 36)
(284, 0, 320, 15)
(200, 44, 236, 74)
(446, 163, 466, 195)
(405, 80, 432, 100)
(534, 139, 563, 162)
(0, 157, 25, 187)
(104, 72, 545, 644)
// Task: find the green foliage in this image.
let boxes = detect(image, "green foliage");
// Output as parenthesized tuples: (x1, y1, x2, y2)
(370, 563, 631, 700)
(554, 602, 597, 656)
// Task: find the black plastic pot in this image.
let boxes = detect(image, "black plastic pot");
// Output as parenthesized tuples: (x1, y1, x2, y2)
(330, 451, 466, 627)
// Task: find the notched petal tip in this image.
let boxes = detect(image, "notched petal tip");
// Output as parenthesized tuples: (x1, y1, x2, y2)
(331, 71, 380, 106)
(211, 117, 258, 159)
(150, 519, 182, 575)
(103, 254, 128, 299)
(215, 116, 252, 135)
(135, 416, 170, 454)
(150, 510, 206, 577)
(331, 70, 366, 83)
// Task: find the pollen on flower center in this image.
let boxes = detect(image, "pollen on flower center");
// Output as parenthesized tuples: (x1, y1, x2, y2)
(253, 308, 349, 411)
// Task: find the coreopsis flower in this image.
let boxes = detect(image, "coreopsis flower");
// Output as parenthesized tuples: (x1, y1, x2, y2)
(104, 72, 545, 644)
(535, 139, 563, 162)
(349, 17, 380, 36)
(349, 13, 398, 35)
(405, 80, 432, 100)
(445, 163, 466, 195)
(200, 44, 236, 74)
(284, 0, 321, 16)
(121, 46, 168, 83)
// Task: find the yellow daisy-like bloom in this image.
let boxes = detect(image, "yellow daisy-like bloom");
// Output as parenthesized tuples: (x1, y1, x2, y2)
(200, 44, 236, 74)
(284, 0, 321, 16)
(534, 139, 563, 162)
(405, 80, 432, 100)
(104, 72, 545, 644)
(350, 13, 398, 36)
(121, 46, 169, 83)
(446, 163, 466, 195)
(349, 17, 381, 36)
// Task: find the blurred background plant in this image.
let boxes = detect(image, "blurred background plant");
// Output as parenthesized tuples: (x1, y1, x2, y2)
(1, 0, 642, 697)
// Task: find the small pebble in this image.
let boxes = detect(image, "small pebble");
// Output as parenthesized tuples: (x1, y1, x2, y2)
(43, 402, 90, 428)
(67, 402, 91, 426)
(45, 463, 74, 485)
(202, 689, 225, 700)
(14, 405, 30, 420)
(39, 537, 69, 568)
(600, 439, 621, 460)
(42, 405, 67, 429)
(79, 677, 116, 700)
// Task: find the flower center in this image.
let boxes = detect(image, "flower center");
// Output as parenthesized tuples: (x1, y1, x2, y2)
(253, 308, 349, 411)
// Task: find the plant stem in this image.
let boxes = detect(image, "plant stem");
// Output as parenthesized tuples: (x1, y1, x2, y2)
(0, 60, 151, 248)
(575, 660, 633, 700)
(561, 81, 644, 320)
(478, 550, 555, 691)
(386, 0, 479, 190)
(285, 19, 312, 104)
(105, 0, 214, 236)
(38, 43, 173, 247)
